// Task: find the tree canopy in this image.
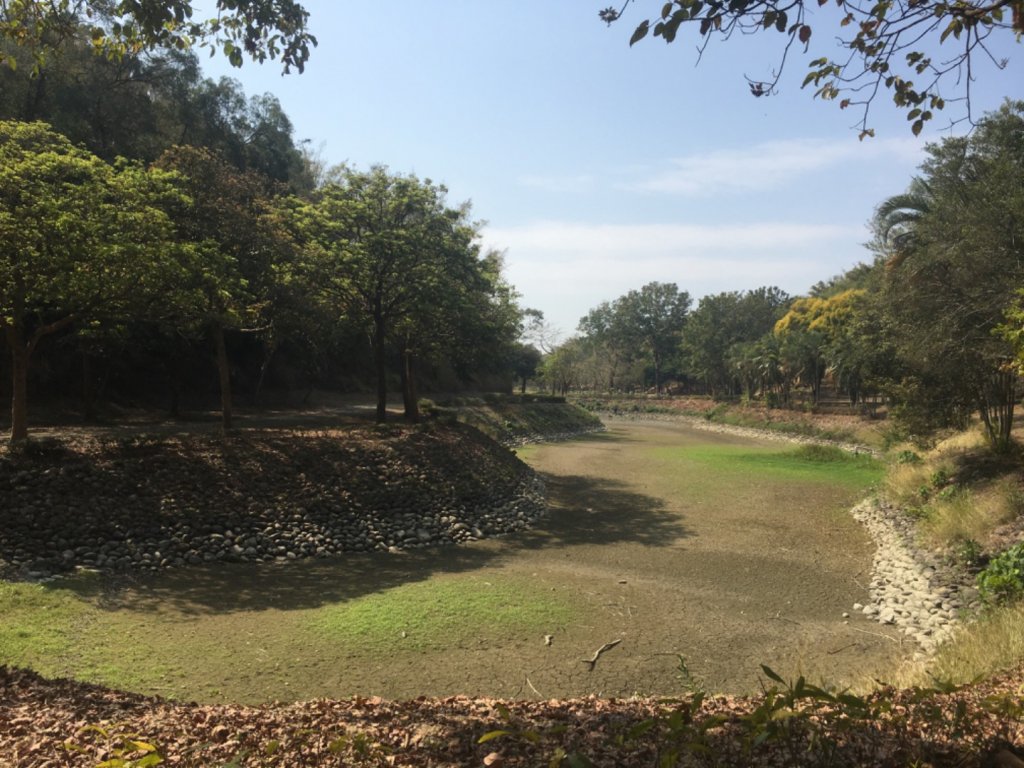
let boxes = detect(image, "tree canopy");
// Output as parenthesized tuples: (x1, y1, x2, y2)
(0, 120, 183, 442)
(873, 100, 1024, 451)
(1, 0, 316, 73)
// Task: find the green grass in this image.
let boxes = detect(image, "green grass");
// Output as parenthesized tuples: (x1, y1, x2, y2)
(1, 573, 577, 702)
(309, 576, 575, 653)
(0, 576, 98, 675)
(649, 443, 884, 491)
(0, 574, 194, 692)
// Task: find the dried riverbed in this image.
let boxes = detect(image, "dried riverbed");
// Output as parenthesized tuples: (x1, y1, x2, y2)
(1, 419, 906, 703)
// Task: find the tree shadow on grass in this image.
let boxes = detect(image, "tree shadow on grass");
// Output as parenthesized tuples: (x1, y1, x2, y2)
(504, 472, 691, 551)
(51, 472, 690, 617)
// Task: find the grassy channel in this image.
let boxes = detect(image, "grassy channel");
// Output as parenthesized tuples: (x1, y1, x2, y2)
(310, 575, 575, 653)
(0, 571, 578, 703)
(648, 443, 884, 492)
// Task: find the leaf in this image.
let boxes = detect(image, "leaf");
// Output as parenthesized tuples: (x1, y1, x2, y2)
(911, 119, 924, 136)
(761, 665, 786, 684)
(477, 730, 513, 744)
(630, 20, 650, 46)
(775, 11, 788, 31)
(798, 24, 812, 43)
(125, 741, 159, 752)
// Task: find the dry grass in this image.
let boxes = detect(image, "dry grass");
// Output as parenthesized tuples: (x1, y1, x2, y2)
(883, 428, 1022, 549)
(921, 478, 1023, 547)
(892, 602, 1024, 687)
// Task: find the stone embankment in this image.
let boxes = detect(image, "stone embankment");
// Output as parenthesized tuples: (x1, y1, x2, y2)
(502, 426, 606, 448)
(0, 424, 549, 581)
(850, 498, 979, 656)
(599, 412, 881, 457)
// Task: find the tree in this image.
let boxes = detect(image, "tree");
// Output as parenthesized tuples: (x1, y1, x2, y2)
(310, 167, 486, 423)
(616, 281, 691, 394)
(603, 0, 1021, 136)
(154, 144, 291, 432)
(510, 343, 543, 393)
(0, 28, 311, 187)
(540, 338, 586, 396)
(1, 1, 316, 74)
(578, 300, 637, 390)
(0, 120, 181, 442)
(681, 287, 789, 397)
(774, 291, 869, 404)
(873, 101, 1024, 452)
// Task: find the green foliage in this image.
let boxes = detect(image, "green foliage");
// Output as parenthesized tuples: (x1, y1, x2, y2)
(0, 1, 316, 75)
(480, 657, 1024, 766)
(307, 166, 520, 422)
(0, 119, 184, 440)
(953, 538, 984, 569)
(572, 281, 690, 394)
(875, 101, 1024, 454)
(681, 287, 790, 398)
(978, 543, 1024, 605)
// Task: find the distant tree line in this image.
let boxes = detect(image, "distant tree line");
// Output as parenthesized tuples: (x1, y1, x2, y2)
(542, 101, 1024, 453)
(0, 19, 526, 443)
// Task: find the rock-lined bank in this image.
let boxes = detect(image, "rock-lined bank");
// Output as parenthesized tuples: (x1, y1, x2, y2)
(502, 425, 606, 448)
(599, 412, 881, 457)
(0, 423, 546, 580)
(602, 412, 978, 656)
(850, 499, 979, 656)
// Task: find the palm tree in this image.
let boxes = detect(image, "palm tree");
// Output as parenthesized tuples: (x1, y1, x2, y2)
(873, 176, 933, 269)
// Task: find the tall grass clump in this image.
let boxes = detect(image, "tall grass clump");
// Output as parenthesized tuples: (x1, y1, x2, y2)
(894, 602, 1024, 688)
(884, 428, 1021, 550)
(921, 478, 1024, 548)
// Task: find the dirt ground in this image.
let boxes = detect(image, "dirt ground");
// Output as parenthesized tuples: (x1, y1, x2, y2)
(69, 419, 904, 704)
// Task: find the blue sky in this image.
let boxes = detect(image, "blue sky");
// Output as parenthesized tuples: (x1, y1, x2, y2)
(199, 1, 1022, 339)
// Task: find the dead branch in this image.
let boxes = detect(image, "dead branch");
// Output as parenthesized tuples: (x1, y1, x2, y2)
(581, 639, 622, 670)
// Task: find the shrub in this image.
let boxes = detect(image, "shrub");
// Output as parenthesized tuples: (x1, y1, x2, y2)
(978, 543, 1024, 604)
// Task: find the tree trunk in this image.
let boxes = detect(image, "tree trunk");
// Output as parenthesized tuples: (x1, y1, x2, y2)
(7, 330, 29, 444)
(253, 337, 276, 406)
(82, 351, 98, 422)
(4, 306, 75, 444)
(401, 347, 420, 423)
(213, 322, 233, 433)
(373, 309, 387, 424)
(979, 367, 1016, 454)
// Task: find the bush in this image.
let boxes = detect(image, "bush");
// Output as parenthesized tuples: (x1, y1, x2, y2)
(978, 543, 1024, 604)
